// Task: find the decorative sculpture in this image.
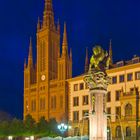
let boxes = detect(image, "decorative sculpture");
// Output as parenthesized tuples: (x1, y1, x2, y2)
(89, 45, 110, 73)
(83, 45, 111, 140)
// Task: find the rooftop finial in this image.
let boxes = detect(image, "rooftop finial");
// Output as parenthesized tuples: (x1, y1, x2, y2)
(109, 39, 113, 65)
(85, 48, 89, 73)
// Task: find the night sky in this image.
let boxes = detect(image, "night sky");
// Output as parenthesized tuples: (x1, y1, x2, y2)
(0, 0, 140, 119)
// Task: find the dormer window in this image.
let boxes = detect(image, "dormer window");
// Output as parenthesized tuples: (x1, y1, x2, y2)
(116, 61, 124, 67)
(132, 57, 139, 64)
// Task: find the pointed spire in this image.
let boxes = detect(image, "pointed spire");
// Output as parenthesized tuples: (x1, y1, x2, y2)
(62, 23, 68, 57)
(57, 19, 60, 33)
(85, 48, 89, 73)
(28, 37, 33, 66)
(43, 0, 54, 28)
(70, 48, 72, 59)
(37, 17, 40, 31)
(109, 39, 113, 65)
(24, 58, 27, 69)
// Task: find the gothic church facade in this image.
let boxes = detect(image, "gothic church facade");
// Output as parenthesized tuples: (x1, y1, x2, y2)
(24, 0, 72, 122)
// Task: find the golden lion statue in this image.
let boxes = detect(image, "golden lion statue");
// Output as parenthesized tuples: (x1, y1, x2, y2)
(89, 45, 110, 72)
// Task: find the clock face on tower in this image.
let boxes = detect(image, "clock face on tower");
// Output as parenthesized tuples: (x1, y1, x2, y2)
(41, 75, 46, 81)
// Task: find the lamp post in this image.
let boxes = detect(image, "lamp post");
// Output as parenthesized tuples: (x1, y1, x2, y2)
(57, 123, 71, 140)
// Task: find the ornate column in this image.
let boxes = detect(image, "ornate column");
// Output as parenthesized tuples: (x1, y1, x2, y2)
(84, 46, 111, 140)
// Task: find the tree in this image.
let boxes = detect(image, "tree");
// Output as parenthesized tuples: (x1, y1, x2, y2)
(9, 118, 24, 136)
(36, 116, 48, 136)
(24, 115, 36, 135)
(0, 121, 10, 137)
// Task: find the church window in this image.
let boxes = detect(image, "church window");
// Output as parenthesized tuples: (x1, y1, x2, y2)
(40, 41, 46, 72)
(116, 126, 121, 138)
(40, 98, 46, 111)
(125, 103, 132, 116)
(31, 99, 36, 112)
(51, 96, 56, 109)
(60, 95, 63, 108)
(126, 127, 131, 137)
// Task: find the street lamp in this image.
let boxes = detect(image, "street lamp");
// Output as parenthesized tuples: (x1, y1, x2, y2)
(57, 123, 71, 140)
(8, 136, 13, 140)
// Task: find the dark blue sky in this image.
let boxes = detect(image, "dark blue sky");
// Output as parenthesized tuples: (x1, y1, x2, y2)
(0, 0, 140, 119)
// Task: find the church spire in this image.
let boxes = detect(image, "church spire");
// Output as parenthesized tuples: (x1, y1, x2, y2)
(57, 19, 60, 33)
(37, 17, 40, 32)
(28, 37, 33, 67)
(70, 48, 72, 60)
(24, 58, 27, 69)
(85, 48, 89, 73)
(62, 23, 68, 57)
(43, 0, 54, 28)
(109, 39, 113, 65)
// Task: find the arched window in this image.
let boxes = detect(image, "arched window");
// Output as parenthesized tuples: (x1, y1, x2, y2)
(126, 127, 131, 137)
(116, 126, 121, 138)
(125, 103, 132, 116)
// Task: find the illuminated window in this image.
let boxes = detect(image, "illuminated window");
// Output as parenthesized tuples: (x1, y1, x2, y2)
(116, 126, 121, 138)
(83, 95, 89, 105)
(125, 104, 132, 116)
(116, 90, 121, 101)
(31, 99, 36, 112)
(112, 76, 117, 84)
(127, 73, 133, 81)
(135, 71, 140, 80)
(82, 110, 89, 117)
(73, 97, 79, 106)
(107, 107, 111, 115)
(116, 107, 121, 119)
(107, 92, 111, 102)
(51, 96, 56, 109)
(79, 83, 84, 90)
(119, 75, 125, 83)
(74, 84, 78, 91)
(126, 127, 131, 137)
(73, 111, 79, 122)
(40, 98, 46, 111)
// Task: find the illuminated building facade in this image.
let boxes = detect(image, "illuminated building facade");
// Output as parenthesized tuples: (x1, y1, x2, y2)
(68, 52, 140, 138)
(24, 0, 72, 122)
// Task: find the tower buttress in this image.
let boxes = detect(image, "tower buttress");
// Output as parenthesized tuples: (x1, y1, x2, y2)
(85, 48, 89, 73)
(109, 39, 113, 65)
